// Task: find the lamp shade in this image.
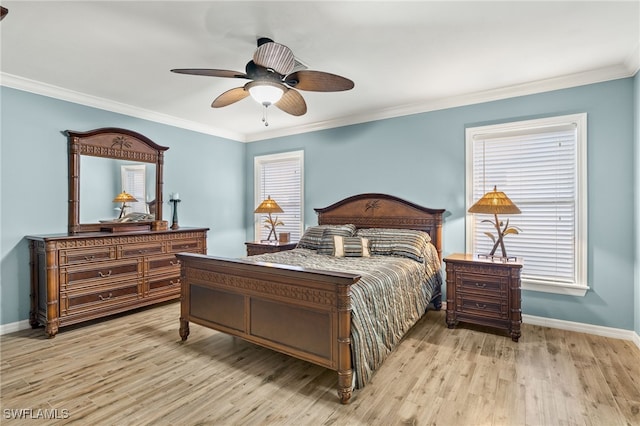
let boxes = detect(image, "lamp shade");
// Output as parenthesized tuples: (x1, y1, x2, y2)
(468, 186, 521, 215)
(113, 191, 138, 203)
(254, 196, 284, 214)
(247, 81, 285, 106)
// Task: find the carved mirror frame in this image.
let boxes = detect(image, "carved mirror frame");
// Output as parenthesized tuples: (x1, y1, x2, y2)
(66, 128, 169, 234)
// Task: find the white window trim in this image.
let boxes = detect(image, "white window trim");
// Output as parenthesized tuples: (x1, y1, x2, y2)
(465, 113, 589, 297)
(253, 150, 304, 241)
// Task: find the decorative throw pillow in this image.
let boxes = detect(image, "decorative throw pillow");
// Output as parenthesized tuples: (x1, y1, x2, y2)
(332, 235, 370, 257)
(297, 224, 357, 251)
(355, 228, 431, 262)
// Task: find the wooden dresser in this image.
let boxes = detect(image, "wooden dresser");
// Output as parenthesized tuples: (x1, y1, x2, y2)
(27, 227, 208, 337)
(444, 253, 523, 342)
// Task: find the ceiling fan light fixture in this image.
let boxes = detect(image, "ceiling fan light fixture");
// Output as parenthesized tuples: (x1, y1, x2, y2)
(247, 81, 284, 106)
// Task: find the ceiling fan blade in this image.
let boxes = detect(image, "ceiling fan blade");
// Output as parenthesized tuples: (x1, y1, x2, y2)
(211, 87, 249, 108)
(275, 89, 307, 116)
(253, 41, 295, 76)
(171, 69, 248, 79)
(285, 70, 354, 92)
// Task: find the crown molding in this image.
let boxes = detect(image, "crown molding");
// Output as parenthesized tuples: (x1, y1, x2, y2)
(2, 60, 636, 144)
(0, 73, 246, 142)
(246, 62, 637, 142)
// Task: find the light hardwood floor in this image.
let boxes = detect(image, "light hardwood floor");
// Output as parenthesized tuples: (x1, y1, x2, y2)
(1, 302, 639, 425)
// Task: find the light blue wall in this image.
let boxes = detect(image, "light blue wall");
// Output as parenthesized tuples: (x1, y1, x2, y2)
(0, 86, 246, 325)
(2, 77, 637, 331)
(246, 78, 636, 331)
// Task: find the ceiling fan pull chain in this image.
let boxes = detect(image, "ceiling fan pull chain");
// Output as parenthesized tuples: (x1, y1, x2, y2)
(262, 104, 269, 126)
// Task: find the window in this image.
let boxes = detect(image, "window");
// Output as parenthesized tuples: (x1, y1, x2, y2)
(254, 151, 304, 241)
(121, 164, 148, 214)
(465, 113, 588, 296)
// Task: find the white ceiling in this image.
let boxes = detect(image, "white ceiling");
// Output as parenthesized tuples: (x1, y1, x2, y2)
(1, 1, 638, 142)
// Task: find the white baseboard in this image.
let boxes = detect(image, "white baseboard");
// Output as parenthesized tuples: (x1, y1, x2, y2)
(522, 314, 640, 350)
(439, 302, 640, 351)
(0, 319, 31, 335)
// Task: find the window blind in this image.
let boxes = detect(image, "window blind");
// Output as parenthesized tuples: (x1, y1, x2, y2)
(121, 164, 147, 214)
(467, 114, 587, 293)
(255, 152, 303, 241)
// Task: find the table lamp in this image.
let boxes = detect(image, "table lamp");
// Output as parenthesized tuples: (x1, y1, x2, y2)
(113, 191, 138, 219)
(254, 196, 284, 241)
(468, 186, 521, 258)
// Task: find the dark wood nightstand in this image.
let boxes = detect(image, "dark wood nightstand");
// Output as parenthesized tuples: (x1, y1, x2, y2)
(444, 253, 523, 342)
(245, 241, 298, 256)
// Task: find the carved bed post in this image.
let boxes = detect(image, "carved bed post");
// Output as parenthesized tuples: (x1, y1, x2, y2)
(336, 280, 354, 404)
(179, 263, 190, 341)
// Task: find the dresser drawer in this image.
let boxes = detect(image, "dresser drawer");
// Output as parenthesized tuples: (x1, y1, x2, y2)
(59, 246, 117, 265)
(118, 242, 164, 258)
(456, 293, 508, 319)
(456, 273, 507, 296)
(62, 282, 140, 314)
(148, 254, 182, 271)
(61, 259, 142, 288)
(147, 275, 181, 296)
(169, 239, 202, 253)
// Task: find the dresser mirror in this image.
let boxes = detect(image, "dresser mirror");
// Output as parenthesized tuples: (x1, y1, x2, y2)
(79, 156, 156, 223)
(67, 128, 168, 233)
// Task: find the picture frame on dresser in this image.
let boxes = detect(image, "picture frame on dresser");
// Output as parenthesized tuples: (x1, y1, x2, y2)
(27, 128, 209, 337)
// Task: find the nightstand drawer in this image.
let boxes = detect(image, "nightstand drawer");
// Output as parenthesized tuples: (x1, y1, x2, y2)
(457, 294, 507, 319)
(457, 273, 506, 296)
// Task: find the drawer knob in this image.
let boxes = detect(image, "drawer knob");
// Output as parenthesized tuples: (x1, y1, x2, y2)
(170, 260, 181, 266)
(84, 255, 95, 261)
(475, 282, 486, 288)
(169, 279, 181, 286)
(138, 249, 147, 254)
(475, 303, 487, 309)
(98, 270, 112, 278)
(98, 293, 113, 301)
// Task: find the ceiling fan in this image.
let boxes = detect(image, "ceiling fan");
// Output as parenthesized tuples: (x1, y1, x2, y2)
(171, 37, 354, 125)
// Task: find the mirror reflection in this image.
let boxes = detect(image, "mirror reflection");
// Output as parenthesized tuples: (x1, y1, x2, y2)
(80, 156, 156, 223)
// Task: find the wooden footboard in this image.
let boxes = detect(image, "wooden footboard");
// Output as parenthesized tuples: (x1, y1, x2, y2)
(177, 253, 361, 404)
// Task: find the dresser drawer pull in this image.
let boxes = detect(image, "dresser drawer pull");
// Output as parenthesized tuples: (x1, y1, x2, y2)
(475, 303, 487, 309)
(170, 260, 181, 266)
(84, 255, 95, 261)
(169, 279, 181, 286)
(475, 282, 486, 288)
(138, 249, 147, 254)
(98, 293, 113, 301)
(98, 270, 112, 278)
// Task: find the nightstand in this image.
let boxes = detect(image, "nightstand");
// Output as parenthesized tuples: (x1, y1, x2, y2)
(245, 241, 298, 256)
(444, 253, 523, 342)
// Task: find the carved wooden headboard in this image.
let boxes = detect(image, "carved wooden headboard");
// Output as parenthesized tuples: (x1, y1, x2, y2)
(315, 193, 445, 260)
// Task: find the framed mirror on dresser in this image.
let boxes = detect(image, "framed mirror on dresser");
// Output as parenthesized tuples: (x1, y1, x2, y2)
(27, 128, 209, 337)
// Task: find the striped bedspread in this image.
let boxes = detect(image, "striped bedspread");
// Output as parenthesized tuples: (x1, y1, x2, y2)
(244, 243, 442, 388)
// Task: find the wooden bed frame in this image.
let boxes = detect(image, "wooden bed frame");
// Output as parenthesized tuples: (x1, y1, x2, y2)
(177, 193, 444, 403)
